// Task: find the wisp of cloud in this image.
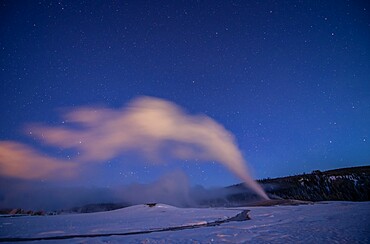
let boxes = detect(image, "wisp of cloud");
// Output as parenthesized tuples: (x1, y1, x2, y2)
(0, 141, 76, 180)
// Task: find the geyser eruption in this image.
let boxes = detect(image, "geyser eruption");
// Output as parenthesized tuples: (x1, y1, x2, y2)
(30, 96, 268, 199)
(0, 96, 268, 200)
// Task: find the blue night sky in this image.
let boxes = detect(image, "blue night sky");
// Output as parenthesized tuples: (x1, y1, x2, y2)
(0, 0, 369, 191)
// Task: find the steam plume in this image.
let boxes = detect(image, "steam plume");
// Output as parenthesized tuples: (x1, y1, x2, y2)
(28, 96, 268, 199)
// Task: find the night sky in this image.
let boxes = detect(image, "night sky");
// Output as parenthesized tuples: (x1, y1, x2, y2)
(1, 0, 369, 193)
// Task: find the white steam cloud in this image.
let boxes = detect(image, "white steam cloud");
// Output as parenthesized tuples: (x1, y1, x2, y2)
(0, 96, 268, 200)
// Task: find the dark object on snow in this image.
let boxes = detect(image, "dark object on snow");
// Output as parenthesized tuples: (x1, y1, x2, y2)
(227, 210, 250, 221)
(146, 203, 157, 207)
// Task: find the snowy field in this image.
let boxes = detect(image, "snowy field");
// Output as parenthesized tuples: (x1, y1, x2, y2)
(0, 201, 369, 243)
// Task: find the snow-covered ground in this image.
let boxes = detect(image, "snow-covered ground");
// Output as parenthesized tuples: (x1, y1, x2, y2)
(0, 201, 369, 243)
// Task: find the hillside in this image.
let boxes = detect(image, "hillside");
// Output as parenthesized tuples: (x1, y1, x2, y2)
(230, 166, 370, 202)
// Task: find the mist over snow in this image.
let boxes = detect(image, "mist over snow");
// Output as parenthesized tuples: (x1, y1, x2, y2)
(0, 171, 254, 211)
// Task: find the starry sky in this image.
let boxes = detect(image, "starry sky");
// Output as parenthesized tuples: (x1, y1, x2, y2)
(1, 0, 369, 190)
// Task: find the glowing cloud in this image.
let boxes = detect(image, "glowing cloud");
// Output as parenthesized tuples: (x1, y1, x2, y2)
(0, 141, 76, 180)
(29, 96, 268, 199)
